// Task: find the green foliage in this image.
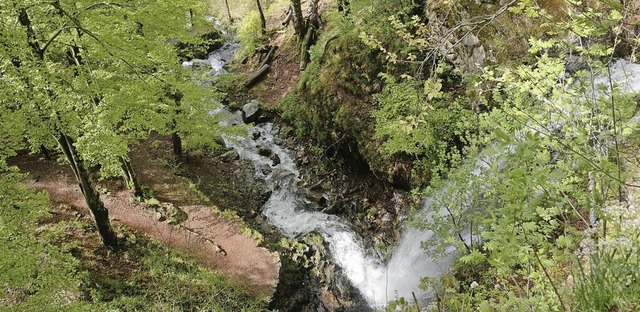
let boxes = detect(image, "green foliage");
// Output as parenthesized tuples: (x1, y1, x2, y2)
(394, 1, 640, 310)
(0, 167, 90, 311)
(0, 164, 268, 311)
(100, 240, 267, 312)
(373, 73, 476, 178)
(215, 72, 249, 96)
(573, 201, 640, 311)
(280, 7, 391, 173)
(236, 10, 267, 60)
(0, 0, 231, 179)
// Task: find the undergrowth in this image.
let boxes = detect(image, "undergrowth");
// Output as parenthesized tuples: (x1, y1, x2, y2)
(0, 168, 268, 311)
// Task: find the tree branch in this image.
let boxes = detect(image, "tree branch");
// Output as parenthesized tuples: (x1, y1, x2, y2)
(41, 25, 78, 56)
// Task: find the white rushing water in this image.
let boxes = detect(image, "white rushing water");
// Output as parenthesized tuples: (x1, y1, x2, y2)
(224, 122, 489, 308)
(224, 60, 640, 309)
(198, 33, 640, 309)
(182, 41, 239, 75)
(224, 124, 389, 306)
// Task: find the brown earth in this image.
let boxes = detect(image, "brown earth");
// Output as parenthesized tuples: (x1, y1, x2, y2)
(10, 137, 280, 299)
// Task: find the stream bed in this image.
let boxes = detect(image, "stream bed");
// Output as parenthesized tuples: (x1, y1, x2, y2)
(192, 34, 640, 310)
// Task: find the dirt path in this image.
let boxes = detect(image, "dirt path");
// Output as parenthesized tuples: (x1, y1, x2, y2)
(13, 152, 280, 299)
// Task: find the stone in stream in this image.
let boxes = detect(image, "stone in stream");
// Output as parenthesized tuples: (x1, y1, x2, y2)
(220, 150, 240, 162)
(257, 146, 272, 157)
(242, 100, 262, 124)
(305, 190, 329, 207)
(270, 153, 281, 166)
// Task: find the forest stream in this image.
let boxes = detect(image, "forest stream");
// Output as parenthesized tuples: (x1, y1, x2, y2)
(193, 37, 640, 310)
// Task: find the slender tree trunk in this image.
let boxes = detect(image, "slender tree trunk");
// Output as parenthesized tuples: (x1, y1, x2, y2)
(299, 0, 320, 70)
(172, 128, 183, 157)
(256, 0, 266, 34)
(291, 0, 305, 37)
(300, 26, 314, 70)
(120, 157, 143, 198)
(224, 0, 233, 22)
(167, 90, 184, 158)
(21, 5, 118, 249)
(39, 145, 51, 160)
(57, 133, 118, 248)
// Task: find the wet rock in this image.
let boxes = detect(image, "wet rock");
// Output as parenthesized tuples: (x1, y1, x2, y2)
(296, 156, 310, 167)
(565, 55, 588, 75)
(233, 110, 244, 123)
(322, 203, 342, 214)
(270, 153, 281, 166)
(252, 131, 261, 140)
(381, 212, 393, 224)
(257, 190, 273, 207)
(462, 33, 480, 47)
(468, 45, 486, 69)
(242, 100, 262, 124)
(257, 163, 272, 177)
(305, 191, 329, 207)
(269, 234, 369, 312)
(257, 146, 272, 157)
(220, 150, 239, 162)
(214, 136, 225, 147)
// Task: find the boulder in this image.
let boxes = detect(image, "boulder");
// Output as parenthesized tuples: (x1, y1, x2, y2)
(242, 100, 262, 124)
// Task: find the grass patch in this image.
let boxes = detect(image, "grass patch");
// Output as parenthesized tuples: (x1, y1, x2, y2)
(0, 168, 269, 311)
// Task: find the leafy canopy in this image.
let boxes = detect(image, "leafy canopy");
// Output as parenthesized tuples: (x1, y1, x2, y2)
(0, 0, 229, 177)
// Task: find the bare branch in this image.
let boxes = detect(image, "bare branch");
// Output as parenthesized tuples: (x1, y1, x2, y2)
(40, 25, 78, 56)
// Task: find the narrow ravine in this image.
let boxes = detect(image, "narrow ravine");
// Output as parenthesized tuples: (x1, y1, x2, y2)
(199, 30, 640, 309)
(222, 60, 640, 309)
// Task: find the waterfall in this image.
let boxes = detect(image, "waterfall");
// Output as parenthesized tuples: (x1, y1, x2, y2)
(224, 124, 389, 307)
(224, 60, 640, 309)
(201, 34, 640, 309)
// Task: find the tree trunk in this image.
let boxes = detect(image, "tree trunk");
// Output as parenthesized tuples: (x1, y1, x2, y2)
(243, 64, 270, 88)
(120, 157, 143, 198)
(21, 4, 117, 249)
(39, 145, 51, 160)
(167, 90, 184, 158)
(291, 0, 305, 37)
(57, 133, 118, 248)
(300, 26, 314, 70)
(172, 129, 183, 157)
(224, 0, 233, 22)
(256, 0, 266, 34)
(299, 0, 320, 70)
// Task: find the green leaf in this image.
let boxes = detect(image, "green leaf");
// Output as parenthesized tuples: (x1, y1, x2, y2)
(495, 128, 511, 143)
